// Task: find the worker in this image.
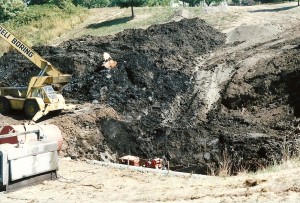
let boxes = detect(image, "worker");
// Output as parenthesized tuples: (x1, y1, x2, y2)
(102, 52, 117, 69)
(103, 52, 112, 62)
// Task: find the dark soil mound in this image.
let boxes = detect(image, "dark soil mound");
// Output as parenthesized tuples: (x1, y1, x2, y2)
(1, 18, 300, 174)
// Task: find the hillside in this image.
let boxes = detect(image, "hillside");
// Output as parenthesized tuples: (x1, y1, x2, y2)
(0, 2, 300, 202)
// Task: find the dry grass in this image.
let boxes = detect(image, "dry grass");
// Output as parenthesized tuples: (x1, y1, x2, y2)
(51, 6, 175, 43)
(0, 5, 87, 56)
(207, 137, 300, 178)
(0, 44, 11, 56)
(28, 18, 84, 44)
(1, 158, 300, 203)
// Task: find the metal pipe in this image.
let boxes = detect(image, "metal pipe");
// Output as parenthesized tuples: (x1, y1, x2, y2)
(38, 64, 48, 77)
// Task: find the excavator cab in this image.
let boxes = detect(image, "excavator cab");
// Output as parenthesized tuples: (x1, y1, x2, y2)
(30, 86, 58, 102)
(25, 85, 72, 121)
(0, 85, 73, 121)
(42, 86, 58, 102)
(31, 88, 44, 99)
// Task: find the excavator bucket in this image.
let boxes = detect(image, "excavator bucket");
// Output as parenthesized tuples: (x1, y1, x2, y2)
(32, 110, 45, 122)
(32, 103, 76, 122)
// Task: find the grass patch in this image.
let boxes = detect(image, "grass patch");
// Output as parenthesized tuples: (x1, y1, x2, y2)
(0, 4, 88, 56)
(84, 7, 175, 37)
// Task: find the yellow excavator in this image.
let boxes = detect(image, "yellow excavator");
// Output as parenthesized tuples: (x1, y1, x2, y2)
(0, 25, 74, 121)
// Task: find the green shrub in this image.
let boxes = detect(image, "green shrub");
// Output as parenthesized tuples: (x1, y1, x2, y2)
(0, 0, 26, 22)
(231, 0, 240, 5)
(205, 0, 224, 6)
(259, 0, 283, 3)
(145, 0, 171, 6)
(51, 0, 75, 8)
(73, 0, 110, 8)
(29, 0, 51, 5)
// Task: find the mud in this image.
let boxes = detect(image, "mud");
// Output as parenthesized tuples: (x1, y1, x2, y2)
(0, 17, 300, 174)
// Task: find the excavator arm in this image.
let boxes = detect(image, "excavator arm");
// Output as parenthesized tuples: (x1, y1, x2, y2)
(0, 25, 71, 81)
(0, 25, 75, 121)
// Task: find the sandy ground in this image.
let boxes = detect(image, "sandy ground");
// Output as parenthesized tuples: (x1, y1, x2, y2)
(1, 2, 300, 202)
(1, 158, 300, 202)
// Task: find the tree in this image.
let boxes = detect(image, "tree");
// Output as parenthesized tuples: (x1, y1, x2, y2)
(73, 0, 110, 8)
(113, 0, 146, 18)
(28, 0, 74, 7)
(259, 0, 281, 3)
(145, 0, 171, 6)
(0, 0, 26, 22)
(28, 0, 50, 4)
(181, 0, 201, 7)
(204, 0, 223, 6)
(231, 0, 240, 5)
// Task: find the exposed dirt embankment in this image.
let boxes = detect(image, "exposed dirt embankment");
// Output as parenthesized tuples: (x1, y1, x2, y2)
(1, 17, 300, 174)
(217, 41, 300, 171)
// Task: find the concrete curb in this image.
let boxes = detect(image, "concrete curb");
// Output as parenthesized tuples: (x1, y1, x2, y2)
(86, 160, 209, 179)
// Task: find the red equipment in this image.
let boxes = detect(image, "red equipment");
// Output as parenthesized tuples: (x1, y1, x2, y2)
(145, 158, 164, 169)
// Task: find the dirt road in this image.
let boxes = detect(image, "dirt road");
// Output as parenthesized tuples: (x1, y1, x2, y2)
(1, 158, 300, 202)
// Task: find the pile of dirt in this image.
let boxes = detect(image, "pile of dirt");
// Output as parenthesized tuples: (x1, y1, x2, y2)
(226, 23, 283, 43)
(1, 17, 300, 174)
(170, 8, 191, 22)
(0, 18, 226, 173)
